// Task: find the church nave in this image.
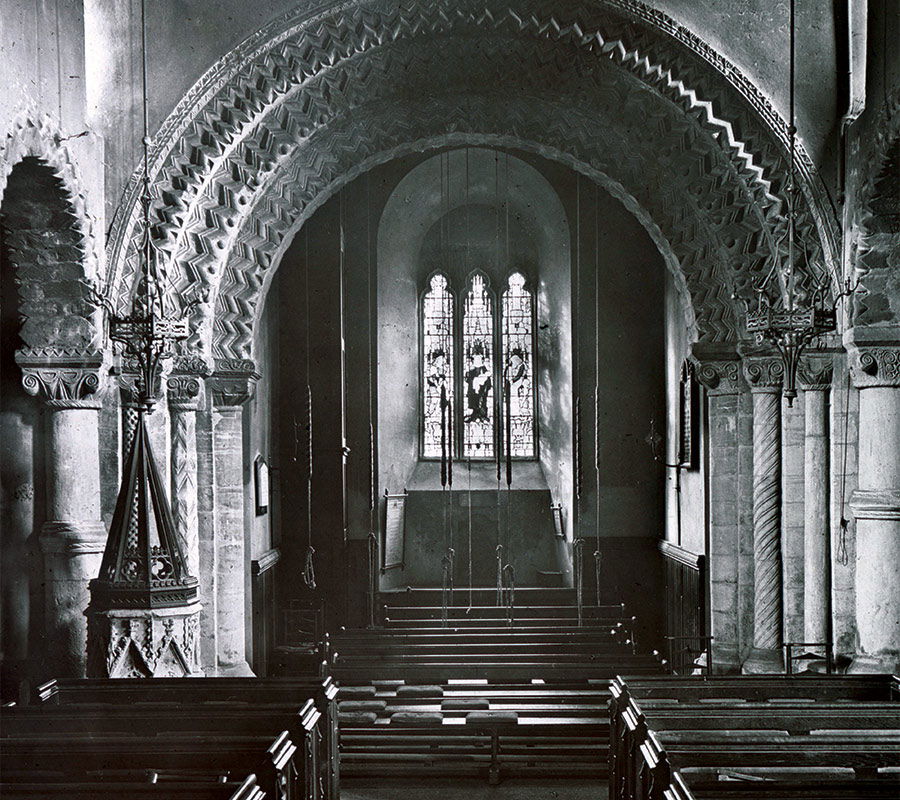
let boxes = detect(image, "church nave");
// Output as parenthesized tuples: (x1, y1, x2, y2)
(1, 0, 899, 798)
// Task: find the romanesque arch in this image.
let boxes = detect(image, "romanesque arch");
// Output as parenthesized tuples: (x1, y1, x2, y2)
(0, 115, 102, 370)
(104, 0, 841, 369)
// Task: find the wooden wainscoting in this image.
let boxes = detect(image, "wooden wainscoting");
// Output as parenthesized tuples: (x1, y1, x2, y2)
(659, 541, 707, 675)
(251, 547, 281, 676)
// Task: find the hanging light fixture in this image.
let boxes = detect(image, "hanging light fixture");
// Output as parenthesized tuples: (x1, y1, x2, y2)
(86, 0, 199, 678)
(108, 1, 189, 408)
(740, 0, 852, 406)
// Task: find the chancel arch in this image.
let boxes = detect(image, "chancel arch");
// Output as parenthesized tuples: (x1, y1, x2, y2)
(104, 0, 841, 364)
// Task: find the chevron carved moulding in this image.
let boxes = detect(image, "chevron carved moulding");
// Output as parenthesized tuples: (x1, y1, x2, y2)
(105, 0, 841, 362)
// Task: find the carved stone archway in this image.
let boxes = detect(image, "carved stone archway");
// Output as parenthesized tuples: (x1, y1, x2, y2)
(1, 114, 103, 366)
(849, 91, 900, 328)
(105, 0, 840, 364)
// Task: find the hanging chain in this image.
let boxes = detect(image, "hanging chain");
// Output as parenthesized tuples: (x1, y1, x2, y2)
(367, 532, 377, 628)
(574, 538, 585, 627)
(502, 562, 516, 627)
(302, 229, 317, 591)
(467, 456, 473, 612)
(495, 544, 504, 607)
(837, 367, 852, 565)
(441, 549, 454, 628)
(593, 547, 602, 606)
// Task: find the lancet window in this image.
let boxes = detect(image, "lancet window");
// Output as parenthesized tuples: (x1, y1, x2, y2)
(421, 271, 536, 460)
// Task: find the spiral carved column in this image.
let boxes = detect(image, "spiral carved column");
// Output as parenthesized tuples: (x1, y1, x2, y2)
(743, 355, 785, 673)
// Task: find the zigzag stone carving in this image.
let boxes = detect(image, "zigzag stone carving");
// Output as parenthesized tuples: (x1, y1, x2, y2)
(105, 0, 839, 361)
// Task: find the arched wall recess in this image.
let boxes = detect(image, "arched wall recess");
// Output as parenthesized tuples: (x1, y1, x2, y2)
(1, 114, 104, 361)
(103, 0, 840, 366)
(376, 148, 573, 509)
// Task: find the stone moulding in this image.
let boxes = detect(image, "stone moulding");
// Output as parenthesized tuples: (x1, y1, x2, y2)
(850, 489, 900, 521)
(104, 0, 839, 363)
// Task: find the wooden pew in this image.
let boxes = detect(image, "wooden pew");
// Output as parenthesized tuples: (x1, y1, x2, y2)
(0, 774, 266, 800)
(609, 675, 900, 800)
(644, 729, 900, 800)
(1, 732, 298, 799)
(33, 677, 339, 800)
(3, 698, 320, 799)
(611, 674, 900, 703)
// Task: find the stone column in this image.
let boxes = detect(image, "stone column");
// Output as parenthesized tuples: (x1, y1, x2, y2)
(742, 355, 785, 673)
(208, 359, 259, 676)
(694, 348, 746, 672)
(20, 363, 107, 678)
(847, 340, 900, 673)
(799, 355, 833, 647)
(167, 368, 205, 577)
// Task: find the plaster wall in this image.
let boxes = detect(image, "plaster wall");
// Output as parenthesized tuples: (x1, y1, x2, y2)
(245, 291, 277, 562)
(376, 149, 573, 586)
(572, 183, 666, 542)
(664, 269, 706, 556)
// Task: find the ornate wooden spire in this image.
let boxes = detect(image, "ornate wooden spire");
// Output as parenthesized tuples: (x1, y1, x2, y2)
(90, 412, 198, 611)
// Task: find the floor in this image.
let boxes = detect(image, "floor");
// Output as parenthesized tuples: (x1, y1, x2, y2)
(341, 778, 607, 800)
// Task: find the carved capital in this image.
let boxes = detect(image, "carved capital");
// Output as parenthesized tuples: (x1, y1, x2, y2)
(849, 347, 900, 388)
(742, 356, 784, 392)
(798, 353, 834, 391)
(167, 374, 204, 410)
(167, 355, 211, 411)
(209, 358, 260, 407)
(17, 351, 105, 408)
(844, 328, 900, 389)
(692, 356, 743, 396)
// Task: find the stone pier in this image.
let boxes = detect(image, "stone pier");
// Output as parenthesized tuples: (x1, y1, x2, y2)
(21, 363, 107, 678)
(800, 355, 833, 648)
(208, 360, 259, 676)
(848, 337, 900, 673)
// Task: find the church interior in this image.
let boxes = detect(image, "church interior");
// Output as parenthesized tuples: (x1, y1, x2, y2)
(1, 0, 899, 798)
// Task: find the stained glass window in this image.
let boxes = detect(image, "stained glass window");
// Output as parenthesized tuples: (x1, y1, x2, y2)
(422, 274, 454, 458)
(501, 272, 535, 457)
(462, 274, 494, 459)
